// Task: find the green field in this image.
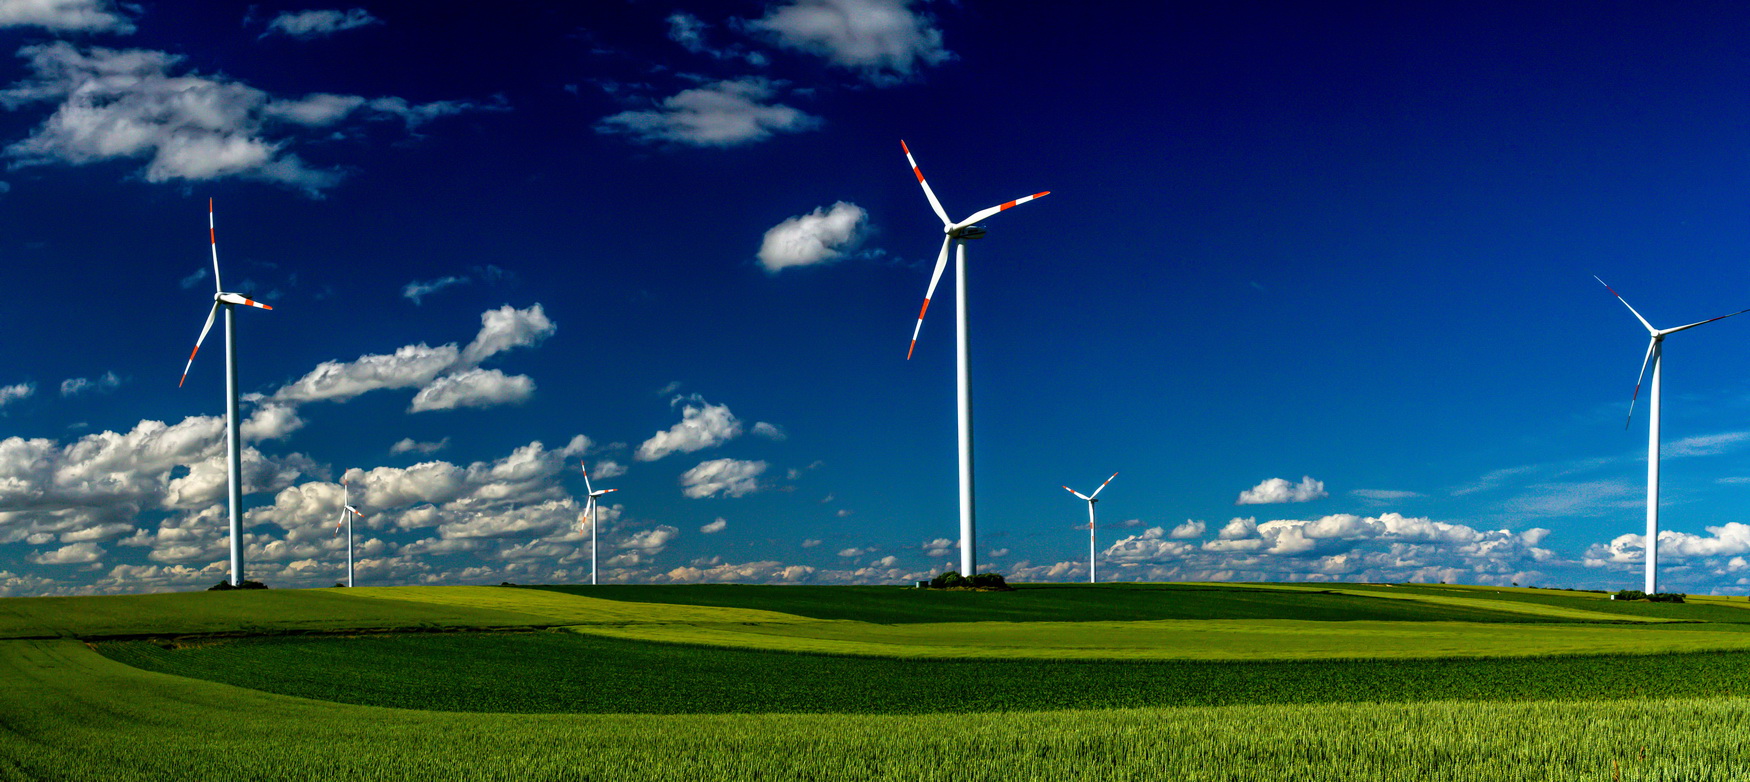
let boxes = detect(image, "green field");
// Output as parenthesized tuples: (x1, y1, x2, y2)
(8, 582, 1750, 780)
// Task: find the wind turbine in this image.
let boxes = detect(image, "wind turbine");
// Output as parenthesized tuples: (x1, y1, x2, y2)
(1596, 276, 1750, 594)
(901, 140, 1050, 576)
(1062, 473, 1117, 584)
(179, 199, 273, 587)
(335, 477, 364, 588)
(581, 462, 617, 586)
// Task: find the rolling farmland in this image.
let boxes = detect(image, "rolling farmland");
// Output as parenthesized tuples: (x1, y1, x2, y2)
(7, 583, 1750, 780)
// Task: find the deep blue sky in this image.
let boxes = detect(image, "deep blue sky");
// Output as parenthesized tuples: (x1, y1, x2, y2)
(5, 0, 1750, 595)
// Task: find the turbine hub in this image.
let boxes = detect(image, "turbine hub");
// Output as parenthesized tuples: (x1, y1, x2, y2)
(950, 225, 988, 240)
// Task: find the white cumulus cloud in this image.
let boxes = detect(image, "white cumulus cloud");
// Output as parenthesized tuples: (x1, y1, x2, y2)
(407, 368, 534, 413)
(636, 396, 744, 461)
(0, 42, 489, 195)
(0, 0, 134, 33)
(261, 8, 382, 39)
(747, 0, 950, 85)
(757, 201, 867, 272)
(701, 518, 727, 534)
(679, 458, 767, 498)
(597, 78, 820, 147)
(1237, 476, 1328, 505)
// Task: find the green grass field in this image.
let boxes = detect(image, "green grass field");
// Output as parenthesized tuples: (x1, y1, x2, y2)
(8, 582, 1750, 780)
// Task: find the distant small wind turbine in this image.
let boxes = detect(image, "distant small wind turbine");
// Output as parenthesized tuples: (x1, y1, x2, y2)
(179, 199, 273, 587)
(335, 477, 364, 588)
(1062, 473, 1117, 583)
(901, 140, 1050, 576)
(1596, 276, 1750, 594)
(582, 462, 618, 586)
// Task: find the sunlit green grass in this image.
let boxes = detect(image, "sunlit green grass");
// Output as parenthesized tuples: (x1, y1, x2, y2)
(11, 638, 1750, 781)
(97, 630, 1750, 714)
(525, 582, 1650, 624)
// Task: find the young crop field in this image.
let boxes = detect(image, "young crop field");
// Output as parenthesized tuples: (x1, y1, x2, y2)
(521, 581, 1660, 624)
(97, 631, 1750, 714)
(7, 637, 1750, 781)
(12, 582, 1750, 781)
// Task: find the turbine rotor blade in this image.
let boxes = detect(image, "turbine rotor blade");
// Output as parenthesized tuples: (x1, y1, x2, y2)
(583, 497, 594, 530)
(209, 198, 222, 293)
(592, 488, 618, 497)
(901, 140, 951, 226)
(1660, 306, 1750, 336)
(1627, 337, 1656, 429)
(217, 292, 272, 310)
(1088, 472, 1118, 499)
(955, 191, 1051, 229)
(907, 235, 953, 360)
(1063, 486, 1091, 501)
(1594, 276, 1656, 334)
(581, 463, 594, 494)
(179, 302, 220, 387)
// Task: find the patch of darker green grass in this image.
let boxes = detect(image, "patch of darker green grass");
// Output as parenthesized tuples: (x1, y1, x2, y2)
(98, 631, 1750, 715)
(518, 583, 1599, 624)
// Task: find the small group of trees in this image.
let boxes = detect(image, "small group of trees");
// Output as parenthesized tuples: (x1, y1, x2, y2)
(207, 580, 267, 591)
(928, 571, 1012, 590)
(1612, 589, 1684, 603)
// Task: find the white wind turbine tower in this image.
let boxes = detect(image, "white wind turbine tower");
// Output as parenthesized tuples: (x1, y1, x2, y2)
(581, 462, 618, 586)
(335, 477, 364, 588)
(901, 140, 1050, 576)
(1596, 276, 1750, 594)
(1062, 473, 1117, 584)
(179, 199, 273, 587)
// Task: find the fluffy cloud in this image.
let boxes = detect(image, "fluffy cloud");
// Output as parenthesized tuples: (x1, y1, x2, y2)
(0, 43, 489, 194)
(402, 276, 466, 304)
(636, 396, 744, 461)
(1075, 512, 1559, 586)
(407, 368, 534, 413)
(921, 537, 955, 558)
(701, 518, 727, 534)
(679, 458, 767, 498)
(751, 421, 787, 440)
(390, 437, 449, 455)
(274, 344, 460, 404)
(1168, 520, 1205, 539)
(597, 78, 820, 147)
(0, 382, 33, 408)
(28, 541, 101, 564)
(1237, 476, 1328, 505)
(274, 304, 551, 410)
(0, 0, 134, 33)
(59, 371, 120, 397)
(757, 202, 868, 272)
(747, 0, 950, 85)
(458, 304, 556, 367)
(261, 8, 382, 39)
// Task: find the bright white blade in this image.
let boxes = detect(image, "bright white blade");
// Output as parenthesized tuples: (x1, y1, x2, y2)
(1659, 306, 1750, 336)
(955, 191, 1051, 230)
(1594, 276, 1656, 334)
(1063, 486, 1090, 501)
(1627, 337, 1656, 429)
(581, 462, 594, 494)
(217, 292, 273, 310)
(336, 505, 346, 531)
(591, 488, 618, 497)
(907, 235, 953, 360)
(901, 140, 951, 226)
(582, 497, 594, 530)
(1088, 472, 1118, 499)
(179, 302, 220, 387)
(344, 505, 362, 516)
(209, 198, 222, 293)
